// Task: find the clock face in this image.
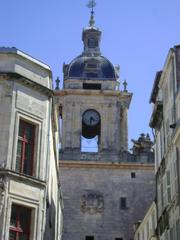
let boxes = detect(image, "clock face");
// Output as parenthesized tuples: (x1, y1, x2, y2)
(83, 110, 100, 127)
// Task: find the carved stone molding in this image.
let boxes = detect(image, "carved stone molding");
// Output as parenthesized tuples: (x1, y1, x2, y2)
(80, 191, 104, 214)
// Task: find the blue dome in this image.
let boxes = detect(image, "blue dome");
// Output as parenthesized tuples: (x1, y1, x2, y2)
(68, 55, 116, 79)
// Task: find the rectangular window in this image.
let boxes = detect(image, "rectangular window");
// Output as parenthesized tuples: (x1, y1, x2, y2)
(85, 236, 94, 240)
(170, 228, 173, 240)
(152, 212, 156, 232)
(16, 120, 35, 176)
(160, 181, 164, 208)
(146, 221, 150, 239)
(120, 197, 127, 209)
(142, 229, 144, 240)
(9, 204, 31, 240)
(83, 83, 101, 90)
(131, 172, 136, 178)
(166, 170, 171, 203)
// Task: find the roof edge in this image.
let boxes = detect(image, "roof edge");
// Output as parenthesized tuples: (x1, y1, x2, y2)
(0, 47, 51, 72)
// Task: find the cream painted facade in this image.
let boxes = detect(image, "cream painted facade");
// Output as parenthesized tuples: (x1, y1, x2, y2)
(149, 45, 180, 240)
(0, 48, 63, 240)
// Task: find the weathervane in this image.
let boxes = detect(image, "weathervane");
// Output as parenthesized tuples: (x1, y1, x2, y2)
(86, 0, 96, 27)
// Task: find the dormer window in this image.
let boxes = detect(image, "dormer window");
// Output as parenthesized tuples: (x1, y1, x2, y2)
(88, 37, 98, 48)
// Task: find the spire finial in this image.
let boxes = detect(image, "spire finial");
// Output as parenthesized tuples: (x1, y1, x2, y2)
(87, 0, 96, 27)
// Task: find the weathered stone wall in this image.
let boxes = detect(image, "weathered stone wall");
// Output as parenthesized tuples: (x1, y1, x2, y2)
(149, 46, 180, 239)
(134, 202, 157, 240)
(60, 161, 155, 240)
(56, 90, 132, 158)
(0, 78, 13, 168)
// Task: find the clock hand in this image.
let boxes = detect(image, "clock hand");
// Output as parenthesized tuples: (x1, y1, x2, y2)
(90, 116, 95, 124)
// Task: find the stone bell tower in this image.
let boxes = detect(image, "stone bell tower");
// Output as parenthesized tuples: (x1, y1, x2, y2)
(55, 2, 155, 240)
(57, 6, 132, 162)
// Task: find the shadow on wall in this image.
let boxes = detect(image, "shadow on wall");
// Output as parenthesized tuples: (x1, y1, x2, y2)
(44, 198, 56, 240)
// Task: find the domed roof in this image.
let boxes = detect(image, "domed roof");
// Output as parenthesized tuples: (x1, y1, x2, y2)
(68, 55, 116, 79)
(64, 11, 117, 81)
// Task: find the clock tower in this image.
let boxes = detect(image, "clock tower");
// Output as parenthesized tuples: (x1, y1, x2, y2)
(55, 3, 155, 240)
(57, 9, 132, 161)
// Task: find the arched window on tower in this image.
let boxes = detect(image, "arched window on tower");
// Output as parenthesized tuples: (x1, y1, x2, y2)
(81, 109, 100, 153)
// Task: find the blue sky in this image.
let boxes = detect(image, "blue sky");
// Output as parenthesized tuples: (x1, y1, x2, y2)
(1, 0, 180, 148)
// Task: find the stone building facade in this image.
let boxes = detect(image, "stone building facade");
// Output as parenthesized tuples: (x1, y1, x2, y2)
(55, 12, 155, 240)
(0, 48, 63, 240)
(134, 202, 157, 240)
(149, 45, 180, 240)
(59, 159, 155, 240)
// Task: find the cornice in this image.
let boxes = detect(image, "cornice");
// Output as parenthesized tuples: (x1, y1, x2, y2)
(54, 89, 132, 98)
(0, 72, 53, 97)
(59, 160, 154, 171)
(0, 169, 46, 187)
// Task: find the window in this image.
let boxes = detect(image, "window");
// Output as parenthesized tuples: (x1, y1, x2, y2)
(170, 228, 173, 240)
(83, 83, 101, 90)
(131, 172, 136, 178)
(9, 204, 31, 240)
(146, 221, 150, 239)
(88, 38, 98, 48)
(166, 170, 171, 203)
(142, 229, 144, 240)
(120, 197, 127, 209)
(16, 120, 35, 175)
(160, 182, 164, 208)
(176, 220, 180, 240)
(85, 236, 94, 240)
(152, 212, 156, 232)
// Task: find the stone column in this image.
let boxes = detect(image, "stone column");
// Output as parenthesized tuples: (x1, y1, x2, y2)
(72, 102, 81, 151)
(120, 105, 128, 151)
